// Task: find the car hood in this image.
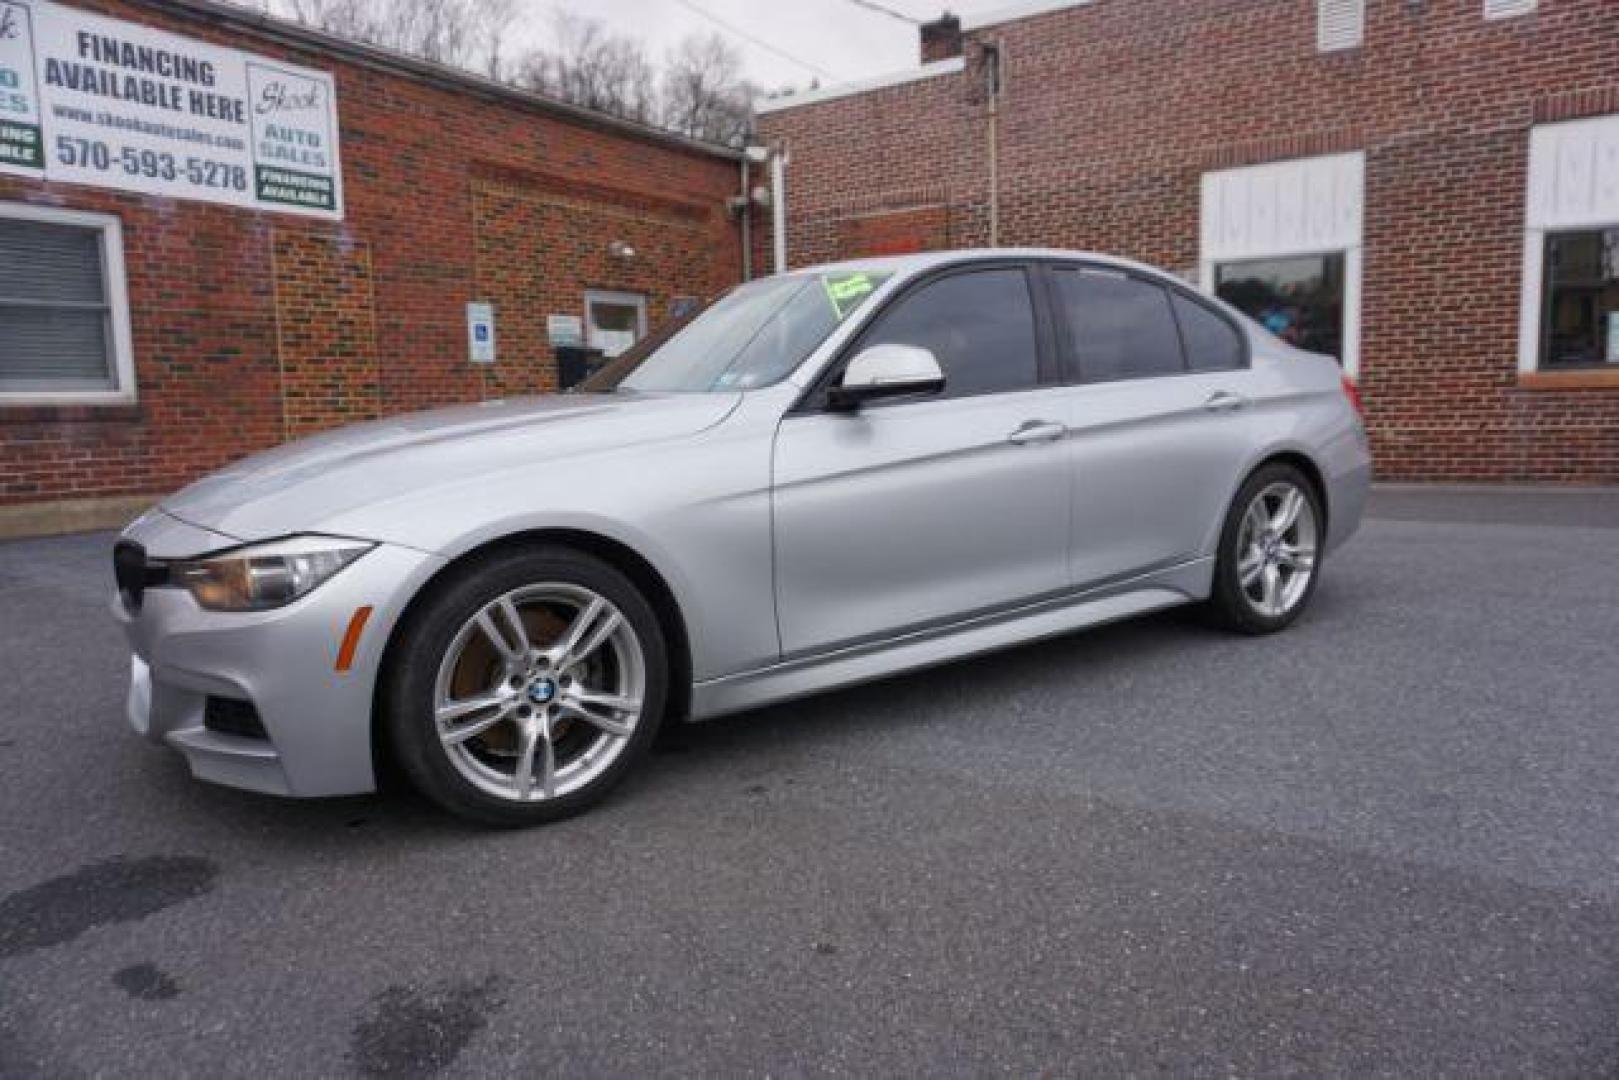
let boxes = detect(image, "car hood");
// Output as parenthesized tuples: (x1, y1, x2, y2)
(161, 391, 741, 542)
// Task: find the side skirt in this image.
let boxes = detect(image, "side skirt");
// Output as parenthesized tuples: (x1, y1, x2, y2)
(689, 557, 1214, 721)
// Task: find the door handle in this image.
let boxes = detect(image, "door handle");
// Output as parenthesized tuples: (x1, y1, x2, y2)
(1008, 419, 1067, 445)
(1203, 391, 1249, 414)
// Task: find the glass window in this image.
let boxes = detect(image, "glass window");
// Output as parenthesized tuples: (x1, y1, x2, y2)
(1172, 293, 1245, 371)
(1053, 269, 1184, 381)
(583, 271, 890, 393)
(1216, 254, 1345, 361)
(0, 213, 120, 395)
(857, 268, 1038, 399)
(584, 291, 647, 359)
(1541, 229, 1619, 370)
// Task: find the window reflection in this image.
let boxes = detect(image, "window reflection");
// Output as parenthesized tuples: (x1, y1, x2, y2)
(1543, 229, 1619, 370)
(1215, 254, 1346, 362)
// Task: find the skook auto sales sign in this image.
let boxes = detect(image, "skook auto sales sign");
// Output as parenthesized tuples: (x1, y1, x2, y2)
(0, 0, 343, 219)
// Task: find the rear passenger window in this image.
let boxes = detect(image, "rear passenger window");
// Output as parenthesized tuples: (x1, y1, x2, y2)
(1053, 269, 1184, 381)
(857, 268, 1039, 400)
(1172, 293, 1245, 371)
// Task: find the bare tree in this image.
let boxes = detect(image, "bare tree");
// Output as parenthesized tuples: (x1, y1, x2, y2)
(512, 12, 658, 125)
(267, 0, 516, 79)
(661, 33, 756, 148)
(262, 1, 759, 147)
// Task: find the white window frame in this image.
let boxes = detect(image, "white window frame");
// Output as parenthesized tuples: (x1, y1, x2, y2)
(1518, 116, 1619, 374)
(583, 289, 647, 358)
(1199, 152, 1365, 378)
(0, 202, 136, 406)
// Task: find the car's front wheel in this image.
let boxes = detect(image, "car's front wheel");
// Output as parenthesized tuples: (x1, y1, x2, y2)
(383, 546, 668, 826)
(1204, 462, 1323, 635)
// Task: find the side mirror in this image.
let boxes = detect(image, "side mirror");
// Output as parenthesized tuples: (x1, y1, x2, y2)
(828, 344, 945, 410)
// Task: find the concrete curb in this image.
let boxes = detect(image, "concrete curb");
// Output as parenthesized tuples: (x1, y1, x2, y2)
(0, 495, 158, 541)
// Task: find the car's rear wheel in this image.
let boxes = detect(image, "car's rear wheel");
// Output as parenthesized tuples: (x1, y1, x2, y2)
(383, 546, 667, 826)
(1205, 463, 1323, 635)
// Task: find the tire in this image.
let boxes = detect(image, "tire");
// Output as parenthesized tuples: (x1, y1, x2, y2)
(1203, 462, 1324, 635)
(382, 546, 669, 826)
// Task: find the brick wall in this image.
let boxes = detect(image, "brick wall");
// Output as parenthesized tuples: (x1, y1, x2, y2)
(758, 0, 1619, 483)
(0, 0, 744, 508)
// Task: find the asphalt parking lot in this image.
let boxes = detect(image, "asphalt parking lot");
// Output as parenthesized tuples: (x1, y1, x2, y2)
(2, 487, 1618, 1078)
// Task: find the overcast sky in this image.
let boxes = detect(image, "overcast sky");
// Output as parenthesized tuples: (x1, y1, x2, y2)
(508, 0, 1013, 93)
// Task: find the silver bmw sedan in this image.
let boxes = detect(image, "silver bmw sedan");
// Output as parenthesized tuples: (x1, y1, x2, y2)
(113, 250, 1371, 825)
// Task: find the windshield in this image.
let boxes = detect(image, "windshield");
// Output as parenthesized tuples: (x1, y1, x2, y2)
(580, 270, 891, 393)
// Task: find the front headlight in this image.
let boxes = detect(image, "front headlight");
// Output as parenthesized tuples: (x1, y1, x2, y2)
(171, 536, 375, 612)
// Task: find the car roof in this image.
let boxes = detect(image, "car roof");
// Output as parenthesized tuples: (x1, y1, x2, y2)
(789, 248, 1185, 282)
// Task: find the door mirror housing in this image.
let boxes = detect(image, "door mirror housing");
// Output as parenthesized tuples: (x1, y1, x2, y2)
(828, 344, 945, 410)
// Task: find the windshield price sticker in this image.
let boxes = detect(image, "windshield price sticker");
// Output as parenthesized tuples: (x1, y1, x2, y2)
(822, 272, 887, 320)
(0, 0, 343, 218)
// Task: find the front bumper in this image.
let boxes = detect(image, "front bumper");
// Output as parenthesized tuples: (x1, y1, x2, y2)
(113, 510, 446, 797)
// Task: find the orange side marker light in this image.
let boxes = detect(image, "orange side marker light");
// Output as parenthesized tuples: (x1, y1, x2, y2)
(336, 606, 375, 672)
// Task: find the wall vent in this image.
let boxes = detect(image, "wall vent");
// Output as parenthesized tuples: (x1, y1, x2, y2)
(1318, 0, 1364, 52)
(1484, 0, 1536, 19)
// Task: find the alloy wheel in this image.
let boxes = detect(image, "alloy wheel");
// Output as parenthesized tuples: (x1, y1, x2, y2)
(432, 584, 646, 803)
(1236, 481, 1318, 619)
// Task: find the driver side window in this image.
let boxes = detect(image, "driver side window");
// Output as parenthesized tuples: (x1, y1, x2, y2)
(855, 268, 1039, 401)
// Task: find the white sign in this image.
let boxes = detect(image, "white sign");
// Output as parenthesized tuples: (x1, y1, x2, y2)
(1608, 312, 1619, 365)
(467, 302, 496, 364)
(0, 0, 342, 218)
(546, 313, 583, 348)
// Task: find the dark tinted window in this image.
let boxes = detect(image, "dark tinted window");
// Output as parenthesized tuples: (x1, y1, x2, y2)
(1172, 293, 1245, 371)
(1541, 228, 1619, 370)
(1053, 269, 1184, 381)
(857, 268, 1038, 399)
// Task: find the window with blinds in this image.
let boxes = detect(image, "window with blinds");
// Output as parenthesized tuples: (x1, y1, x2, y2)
(1317, 0, 1365, 52)
(1484, 0, 1536, 19)
(0, 213, 120, 396)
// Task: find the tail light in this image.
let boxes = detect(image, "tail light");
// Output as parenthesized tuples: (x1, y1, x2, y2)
(1341, 374, 1365, 420)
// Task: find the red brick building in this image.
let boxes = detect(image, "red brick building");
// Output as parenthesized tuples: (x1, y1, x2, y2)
(756, 0, 1619, 482)
(0, 0, 748, 535)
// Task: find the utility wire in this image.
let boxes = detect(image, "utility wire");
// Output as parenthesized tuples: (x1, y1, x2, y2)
(837, 0, 922, 26)
(671, 0, 841, 80)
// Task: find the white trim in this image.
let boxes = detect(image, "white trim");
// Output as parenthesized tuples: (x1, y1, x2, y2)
(961, 0, 1093, 30)
(1516, 229, 1545, 375)
(1517, 115, 1619, 373)
(0, 201, 136, 406)
(755, 58, 964, 115)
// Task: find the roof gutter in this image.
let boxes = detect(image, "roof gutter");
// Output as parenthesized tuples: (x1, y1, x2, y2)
(125, 0, 744, 162)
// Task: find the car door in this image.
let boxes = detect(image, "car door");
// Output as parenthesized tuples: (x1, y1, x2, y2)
(1045, 264, 1260, 588)
(772, 264, 1072, 658)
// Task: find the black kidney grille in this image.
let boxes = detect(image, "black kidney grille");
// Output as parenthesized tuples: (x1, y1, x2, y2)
(113, 541, 169, 613)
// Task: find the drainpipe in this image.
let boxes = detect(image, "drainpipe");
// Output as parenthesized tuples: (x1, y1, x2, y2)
(739, 145, 771, 282)
(771, 144, 790, 275)
(982, 40, 1004, 248)
(739, 155, 753, 282)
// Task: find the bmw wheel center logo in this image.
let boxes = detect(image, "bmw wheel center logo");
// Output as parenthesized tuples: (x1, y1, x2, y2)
(527, 678, 558, 705)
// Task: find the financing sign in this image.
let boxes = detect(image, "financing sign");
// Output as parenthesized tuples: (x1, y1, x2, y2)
(0, 0, 343, 219)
